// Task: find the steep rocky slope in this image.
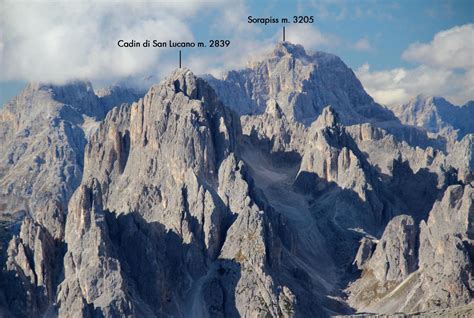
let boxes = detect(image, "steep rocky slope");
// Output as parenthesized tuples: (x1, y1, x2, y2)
(206, 42, 441, 151)
(347, 184, 473, 314)
(56, 69, 310, 317)
(0, 81, 142, 317)
(0, 42, 472, 317)
(205, 43, 395, 125)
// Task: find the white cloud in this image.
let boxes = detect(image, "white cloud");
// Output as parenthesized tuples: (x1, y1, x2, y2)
(0, 0, 233, 84)
(402, 24, 474, 69)
(353, 37, 372, 51)
(285, 24, 340, 50)
(188, 41, 273, 78)
(0, 0, 291, 87)
(358, 63, 473, 106)
(3, 1, 472, 109)
(357, 24, 474, 106)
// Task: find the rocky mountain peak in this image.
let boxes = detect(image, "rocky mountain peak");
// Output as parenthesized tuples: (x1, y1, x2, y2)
(4, 80, 108, 122)
(387, 93, 474, 140)
(6, 80, 94, 110)
(1, 41, 473, 318)
(411, 94, 450, 109)
(158, 68, 225, 108)
(166, 67, 199, 97)
(35, 80, 98, 111)
(265, 99, 285, 118)
(207, 42, 395, 125)
(271, 41, 308, 59)
(84, 66, 239, 196)
(315, 105, 340, 128)
(269, 42, 341, 66)
(6, 80, 142, 122)
(26, 80, 94, 96)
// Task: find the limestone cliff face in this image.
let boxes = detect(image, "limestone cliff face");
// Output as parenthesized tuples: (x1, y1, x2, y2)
(295, 107, 390, 232)
(56, 69, 297, 317)
(0, 81, 142, 239)
(0, 83, 89, 240)
(206, 42, 395, 125)
(82, 69, 239, 261)
(57, 179, 155, 317)
(0, 81, 142, 317)
(347, 185, 473, 314)
(5, 217, 55, 317)
(367, 215, 418, 283)
(240, 99, 307, 154)
(417, 184, 474, 310)
(447, 134, 474, 183)
(0, 43, 472, 317)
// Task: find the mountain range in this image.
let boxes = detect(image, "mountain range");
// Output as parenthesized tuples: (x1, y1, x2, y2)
(388, 95, 474, 142)
(0, 42, 472, 317)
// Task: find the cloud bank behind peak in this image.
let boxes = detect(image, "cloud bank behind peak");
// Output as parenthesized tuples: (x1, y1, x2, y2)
(357, 24, 474, 106)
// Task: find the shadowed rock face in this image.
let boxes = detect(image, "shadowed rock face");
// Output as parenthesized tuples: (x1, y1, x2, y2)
(0, 81, 143, 239)
(0, 43, 472, 317)
(0, 80, 142, 317)
(417, 185, 474, 309)
(56, 68, 301, 318)
(347, 185, 473, 314)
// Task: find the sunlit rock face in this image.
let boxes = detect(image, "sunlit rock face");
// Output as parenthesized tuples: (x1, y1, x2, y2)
(0, 43, 472, 317)
(206, 42, 395, 126)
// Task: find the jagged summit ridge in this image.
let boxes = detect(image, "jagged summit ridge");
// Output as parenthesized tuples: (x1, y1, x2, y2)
(63, 66, 299, 317)
(206, 41, 395, 125)
(0, 42, 473, 318)
(387, 94, 474, 141)
(269, 41, 339, 64)
(314, 105, 340, 128)
(161, 67, 221, 102)
(26, 80, 95, 97)
(3, 79, 143, 121)
(270, 41, 310, 60)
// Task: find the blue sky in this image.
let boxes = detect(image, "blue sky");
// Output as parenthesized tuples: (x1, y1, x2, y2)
(221, 0, 473, 70)
(1, 0, 473, 106)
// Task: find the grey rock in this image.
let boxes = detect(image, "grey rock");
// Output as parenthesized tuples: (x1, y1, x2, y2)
(57, 178, 154, 318)
(388, 95, 474, 141)
(446, 134, 474, 183)
(0, 80, 143, 317)
(5, 217, 55, 317)
(0, 42, 472, 317)
(353, 237, 375, 270)
(95, 84, 144, 111)
(417, 184, 474, 311)
(295, 106, 389, 231)
(56, 68, 296, 317)
(367, 215, 418, 282)
(347, 185, 473, 314)
(207, 42, 395, 126)
(346, 215, 418, 313)
(240, 99, 307, 155)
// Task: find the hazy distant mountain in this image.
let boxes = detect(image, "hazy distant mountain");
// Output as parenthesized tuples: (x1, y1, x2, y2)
(0, 43, 472, 317)
(388, 95, 474, 140)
